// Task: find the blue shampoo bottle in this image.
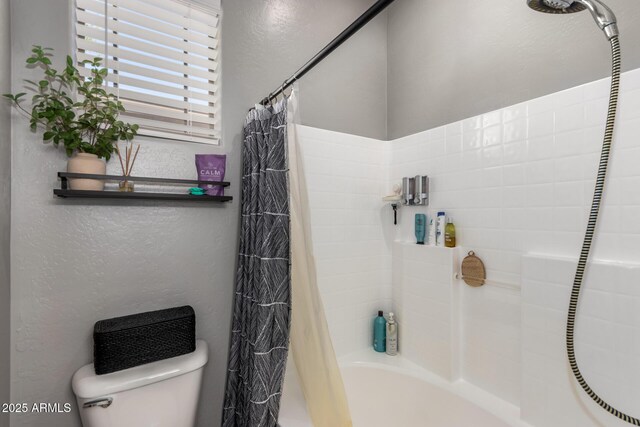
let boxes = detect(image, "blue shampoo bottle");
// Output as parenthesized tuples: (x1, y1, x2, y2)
(415, 214, 426, 245)
(373, 311, 386, 352)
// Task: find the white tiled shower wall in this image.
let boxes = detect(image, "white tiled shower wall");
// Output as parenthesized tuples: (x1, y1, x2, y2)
(297, 126, 392, 357)
(522, 255, 640, 427)
(387, 67, 640, 406)
(299, 68, 640, 420)
(392, 243, 459, 381)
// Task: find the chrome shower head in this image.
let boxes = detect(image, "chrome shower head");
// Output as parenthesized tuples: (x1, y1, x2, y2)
(527, 0, 587, 13)
(527, 0, 619, 40)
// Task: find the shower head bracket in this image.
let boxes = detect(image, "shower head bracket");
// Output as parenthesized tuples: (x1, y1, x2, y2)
(527, 0, 619, 40)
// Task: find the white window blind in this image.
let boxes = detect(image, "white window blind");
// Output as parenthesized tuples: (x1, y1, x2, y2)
(75, 0, 221, 144)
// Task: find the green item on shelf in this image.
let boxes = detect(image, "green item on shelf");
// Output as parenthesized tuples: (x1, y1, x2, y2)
(189, 187, 206, 196)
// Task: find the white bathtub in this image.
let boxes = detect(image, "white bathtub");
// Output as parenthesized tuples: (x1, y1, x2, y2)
(279, 351, 532, 427)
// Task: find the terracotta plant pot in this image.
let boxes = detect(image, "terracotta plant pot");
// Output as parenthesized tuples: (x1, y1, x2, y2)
(67, 153, 107, 191)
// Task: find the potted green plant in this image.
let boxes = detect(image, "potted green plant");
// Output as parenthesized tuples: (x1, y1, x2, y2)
(4, 46, 139, 191)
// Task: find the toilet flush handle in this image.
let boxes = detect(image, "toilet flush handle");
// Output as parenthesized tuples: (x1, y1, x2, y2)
(83, 397, 113, 409)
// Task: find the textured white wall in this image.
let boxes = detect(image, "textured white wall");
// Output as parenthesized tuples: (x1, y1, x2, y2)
(0, 0, 10, 425)
(387, 0, 640, 139)
(10, 2, 238, 425)
(222, 1, 388, 141)
(8, 0, 388, 426)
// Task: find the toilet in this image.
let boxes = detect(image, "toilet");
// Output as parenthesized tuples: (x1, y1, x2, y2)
(72, 340, 208, 427)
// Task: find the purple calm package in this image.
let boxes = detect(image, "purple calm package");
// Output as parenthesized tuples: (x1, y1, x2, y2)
(196, 154, 226, 196)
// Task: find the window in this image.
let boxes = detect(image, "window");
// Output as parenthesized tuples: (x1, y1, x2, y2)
(75, 0, 221, 144)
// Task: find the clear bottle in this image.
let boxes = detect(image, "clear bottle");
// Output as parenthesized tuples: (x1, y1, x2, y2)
(428, 216, 436, 246)
(445, 217, 456, 248)
(386, 312, 398, 356)
(436, 212, 446, 247)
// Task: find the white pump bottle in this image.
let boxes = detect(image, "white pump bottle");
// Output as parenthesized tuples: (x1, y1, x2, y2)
(386, 312, 398, 356)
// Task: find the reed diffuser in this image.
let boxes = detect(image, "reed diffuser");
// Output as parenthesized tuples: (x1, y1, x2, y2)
(116, 143, 140, 192)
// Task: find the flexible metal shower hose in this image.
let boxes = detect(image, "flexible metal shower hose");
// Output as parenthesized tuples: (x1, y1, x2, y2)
(566, 35, 640, 426)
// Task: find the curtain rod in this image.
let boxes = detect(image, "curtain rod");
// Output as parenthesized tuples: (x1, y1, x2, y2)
(257, 0, 396, 106)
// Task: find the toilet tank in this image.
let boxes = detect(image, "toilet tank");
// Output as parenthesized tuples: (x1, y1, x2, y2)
(72, 340, 208, 427)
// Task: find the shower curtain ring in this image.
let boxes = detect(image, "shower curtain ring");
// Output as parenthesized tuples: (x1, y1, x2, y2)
(283, 79, 294, 98)
(286, 77, 297, 97)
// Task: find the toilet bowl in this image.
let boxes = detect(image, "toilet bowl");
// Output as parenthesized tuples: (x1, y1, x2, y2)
(72, 340, 208, 427)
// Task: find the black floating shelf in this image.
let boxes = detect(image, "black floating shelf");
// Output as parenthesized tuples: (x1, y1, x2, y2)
(55, 172, 233, 203)
(54, 189, 233, 202)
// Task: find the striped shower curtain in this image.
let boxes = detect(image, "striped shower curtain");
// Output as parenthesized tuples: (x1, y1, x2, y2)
(222, 88, 351, 427)
(222, 99, 291, 427)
